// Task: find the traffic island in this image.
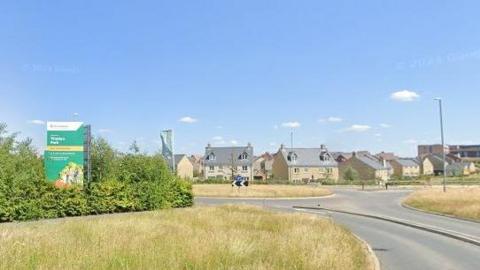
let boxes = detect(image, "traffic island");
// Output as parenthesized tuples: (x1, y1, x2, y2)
(193, 184, 332, 198)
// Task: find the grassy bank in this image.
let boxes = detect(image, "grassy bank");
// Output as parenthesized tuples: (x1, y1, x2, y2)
(404, 187, 480, 221)
(193, 184, 332, 198)
(0, 205, 369, 270)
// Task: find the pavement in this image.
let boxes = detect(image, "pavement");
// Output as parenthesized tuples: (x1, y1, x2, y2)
(195, 188, 480, 270)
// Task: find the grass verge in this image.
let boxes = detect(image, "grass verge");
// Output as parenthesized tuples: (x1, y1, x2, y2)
(193, 184, 332, 198)
(0, 205, 369, 270)
(404, 187, 480, 221)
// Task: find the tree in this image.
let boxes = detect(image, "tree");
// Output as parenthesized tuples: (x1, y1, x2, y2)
(129, 140, 140, 154)
(91, 137, 117, 182)
(229, 151, 238, 181)
(343, 167, 359, 181)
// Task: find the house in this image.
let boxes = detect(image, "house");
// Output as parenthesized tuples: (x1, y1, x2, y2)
(189, 155, 204, 177)
(253, 152, 275, 180)
(203, 143, 254, 180)
(418, 144, 450, 157)
(416, 156, 434, 175)
(390, 158, 421, 178)
(423, 154, 476, 176)
(339, 152, 391, 181)
(331, 152, 353, 163)
(376, 152, 396, 162)
(171, 154, 194, 179)
(272, 144, 339, 182)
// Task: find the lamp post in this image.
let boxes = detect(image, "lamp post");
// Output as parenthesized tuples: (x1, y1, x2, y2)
(434, 98, 447, 192)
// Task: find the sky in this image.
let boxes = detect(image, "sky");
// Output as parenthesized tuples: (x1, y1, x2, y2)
(1, 1, 480, 157)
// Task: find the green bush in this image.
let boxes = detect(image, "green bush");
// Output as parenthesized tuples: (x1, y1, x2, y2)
(0, 124, 193, 222)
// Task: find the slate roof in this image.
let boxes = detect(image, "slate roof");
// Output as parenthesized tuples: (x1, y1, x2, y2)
(203, 145, 254, 166)
(331, 152, 353, 160)
(394, 158, 420, 167)
(355, 152, 391, 170)
(279, 146, 338, 167)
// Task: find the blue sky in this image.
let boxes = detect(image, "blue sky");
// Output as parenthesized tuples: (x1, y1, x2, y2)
(1, 1, 479, 156)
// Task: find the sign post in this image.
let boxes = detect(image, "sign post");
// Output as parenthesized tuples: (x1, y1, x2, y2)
(44, 122, 86, 187)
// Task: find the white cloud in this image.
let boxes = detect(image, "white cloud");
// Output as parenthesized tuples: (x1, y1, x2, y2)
(403, 139, 418, 144)
(390, 90, 420, 102)
(281, 121, 301, 128)
(374, 133, 382, 137)
(273, 125, 279, 130)
(230, 140, 238, 145)
(179, 116, 198, 123)
(269, 142, 277, 146)
(345, 124, 371, 132)
(212, 136, 223, 141)
(319, 117, 343, 123)
(27, 120, 45, 125)
(380, 123, 391, 128)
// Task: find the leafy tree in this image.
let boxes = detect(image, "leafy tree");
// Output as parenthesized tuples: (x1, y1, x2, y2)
(129, 140, 140, 154)
(91, 137, 117, 182)
(343, 167, 359, 181)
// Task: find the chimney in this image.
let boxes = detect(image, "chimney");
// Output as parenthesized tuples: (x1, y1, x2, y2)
(352, 151, 356, 157)
(382, 158, 387, 168)
(280, 144, 285, 150)
(207, 143, 211, 148)
(247, 142, 251, 147)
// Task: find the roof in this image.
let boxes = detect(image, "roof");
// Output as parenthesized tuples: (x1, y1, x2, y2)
(377, 152, 396, 161)
(354, 152, 391, 170)
(169, 154, 188, 168)
(204, 145, 254, 166)
(331, 152, 353, 160)
(394, 158, 420, 167)
(278, 146, 338, 167)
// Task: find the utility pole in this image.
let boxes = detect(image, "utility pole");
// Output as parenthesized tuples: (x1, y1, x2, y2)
(434, 98, 447, 192)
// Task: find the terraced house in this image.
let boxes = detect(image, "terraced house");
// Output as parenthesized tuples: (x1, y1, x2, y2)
(272, 144, 339, 182)
(339, 152, 391, 181)
(203, 143, 254, 180)
(390, 158, 420, 178)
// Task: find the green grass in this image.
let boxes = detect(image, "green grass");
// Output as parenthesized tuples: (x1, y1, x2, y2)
(0, 205, 370, 270)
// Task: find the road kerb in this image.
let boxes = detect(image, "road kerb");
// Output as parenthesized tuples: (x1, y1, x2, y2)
(353, 233, 381, 270)
(293, 206, 480, 247)
(401, 202, 480, 224)
(194, 193, 336, 200)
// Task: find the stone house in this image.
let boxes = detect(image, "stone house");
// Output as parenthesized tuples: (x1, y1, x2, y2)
(203, 144, 254, 180)
(272, 144, 339, 182)
(390, 158, 421, 178)
(339, 152, 391, 181)
(253, 152, 275, 180)
(171, 154, 194, 179)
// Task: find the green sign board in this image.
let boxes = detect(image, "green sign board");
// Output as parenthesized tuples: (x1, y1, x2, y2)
(44, 122, 85, 186)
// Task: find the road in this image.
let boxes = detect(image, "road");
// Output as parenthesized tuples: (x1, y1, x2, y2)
(196, 188, 480, 270)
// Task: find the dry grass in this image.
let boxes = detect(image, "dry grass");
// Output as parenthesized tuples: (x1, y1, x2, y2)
(193, 184, 332, 198)
(404, 187, 480, 221)
(0, 205, 369, 270)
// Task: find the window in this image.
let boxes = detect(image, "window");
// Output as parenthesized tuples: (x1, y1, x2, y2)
(242, 166, 248, 171)
(239, 152, 248, 160)
(294, 168, 299, 173)
(287, 152, 297, 162)
(209, 166, 215, 171)
(206, 153, 216, 161)
(320, 153, 330, 161)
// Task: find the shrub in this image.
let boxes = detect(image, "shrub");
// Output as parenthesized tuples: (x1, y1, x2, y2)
(0, 123, 193, 222)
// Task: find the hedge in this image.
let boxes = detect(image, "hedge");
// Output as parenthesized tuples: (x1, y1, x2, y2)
(0, 123, 193, 222)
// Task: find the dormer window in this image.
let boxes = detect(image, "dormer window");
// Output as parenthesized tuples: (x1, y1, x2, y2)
(206, 153, 216, 161)
(320, 153, 330, 161)
(239, 152, 248, 160)
(287, 152, 297, 162)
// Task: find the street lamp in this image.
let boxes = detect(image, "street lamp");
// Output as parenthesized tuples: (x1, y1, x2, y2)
(434, 98, 447, 192)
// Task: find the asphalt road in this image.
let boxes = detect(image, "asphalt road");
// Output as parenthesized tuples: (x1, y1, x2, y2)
(195, 188, 480, 270)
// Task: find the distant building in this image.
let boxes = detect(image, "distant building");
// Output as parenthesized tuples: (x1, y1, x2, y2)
(448, 145, 480, 162)
(203, 144, 254, 180)
(339, 152, 391, 181)
(416, 156, 434, 176)
(189, 155, 204, 177)
(171, 154, 194, 179)
(272, 144, 339, 182)
(418, 144, 449, 157)
(331, 152, 353, 163)
(253, 152, 275, 180)
(376, 152, 396, 161)
(390, 158, 420, 178)
(422, 154, 476, 176)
